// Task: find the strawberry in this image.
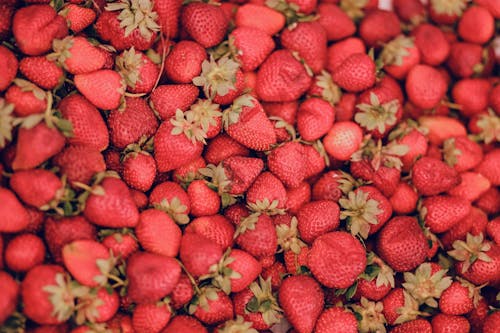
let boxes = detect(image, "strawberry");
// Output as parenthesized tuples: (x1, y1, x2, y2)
(487, 217, 500, 245)
(0, 45, 18, 91)
(312, 170, 352, 202)
(412, 157, 460, 196)
(191, 289, 234, 325)
(297, 200, 340, 244)
(308, 231, 366, 288)
(443, 136, 483, 172)
(476, 148, 500, 186)
(419, 115, 467, 146)
(149, 181, 191, 224)
(411, 23, 450, 66)
(12, 5, 68, 56)
(452, 79, 492, 117)
(101, 231, 138, 260)
(126, 251, 181, 303)
(267, 142, 307, 188)
(187, 180, 220, 217)
(135, 209, 181, 257)
(5, 233, 44, 273)
(180, 232, 223, 277)
(380, 35, 420, 80)
(74, 70, 125, 110)
(230, 26, 276, 72)
(246, 171, 287, 212)
(475, 187, 500, 216)
(204, 133, 250, 165)
(18, 56, 63, 90)
(281, 21, 327, 75)
(483, 312, 500, 333)
(326, 37, 366, 73)
(12, 122, 66, 171)
(149, 84, 199, 121)
(285, 181, 311, 214)
(234, 4, 286, 36)
(83, 176, 140, 228)
(224, 249, 262, 293)
(447, 42, 489, 78)
(10, 169, 62, 209)
(317, 3, 356, 41)
(391, 318, 432, 333)
(60, 4, 96, 33)
(421, 195, 471, 233)
(377, 216, 428, 272)
(296, 98, 335, 141)
(62, 239, 110, 287)
(389, 181, 418, 215)
(132, 302, 171, 333)
(255, 50, 312, 102)
(181, 2, 228, 48)
(393, 0, 426, 24)
(428, 0, 467, 24)
(315, 307, 358, 333)
(219, 156, 264, 196)
(0, 271, 19, 325)
(44, 216, 97, 264)
(162, 315, 207, 333)
(236, 213, 278, 258)
(115, 47, 159, 94)
(333, 53, 376, 92)
(359, 9, 401, 47)
(170, 274, 194, 310)
(458, 5, 494, 44)
(5, 79, 47, 116)
(467, 298, 489, 333)
(122, 150, 156, 192)
(48, 36, 106, 75)
(153, 0, 182, 38)
(223, 94, 277, 151)
(432, 313, 471, 332)
(382, 288, 426, 326)
(95, 3, 158, 51)
(323, 121, 364, 161)
(279, 275, 324, 333)
(448, 171, 490, 202)
(164, 41, 207, 84)
(0, 5, 15, 41)
(438, 281, 474, 315)
(406, 64, 447, 110)
(0, 188, 29, 233)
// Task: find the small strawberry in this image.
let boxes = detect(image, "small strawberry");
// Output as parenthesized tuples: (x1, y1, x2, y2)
(10, 169, 62, 209)
(180, 232, 223, 277)
(267, 141, 307, 188)
(382, 288, 428, 326)
(458, 5, 494, 44)
(359, 9, 401, 47)
(389, 181, 419, 215)
(411, 23, 450, 66)
(419, 115, 467, 146)
(332, 53, 376, 92)
(101, 231, 138, 260)
(5, 79, 47, 117)
(393, 0, 426, 24)
(5, 233, 45, 273)
(323, 121, 364, 161)
(476, 148, 500, 186)
(432, 313, 470, 332)
(149, 84, 199, 121)
(452, 79, 492, 117)
(181, 2, 228, 48)
(0, 45, 18, 91)
(135, 209, 181, 258)
(122, 150, 156, 192)
(186, 215, 234, 250)
(428, 0, 467, 24)
(317, 3, 356, 41)
(406, 64, 447, 110)
(59, 4, 96, 33)
(380, 35, 420, 80)
(170, 274, 194, 310)
(421, 195, 471, 233)
(164, 41, 207, 84)
(115, 47, 159, 94)
(447, 42, 492, 78)
(483, 312, 500, 333)
(74, 70, 125, 110)
(204, 133, 250, 165)
(297, 200, 340, 244)
(246, 171, 287, 213)
(234, 3, 286, 36)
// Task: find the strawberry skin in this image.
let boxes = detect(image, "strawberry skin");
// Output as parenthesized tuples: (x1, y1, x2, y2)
(412, 157, 460, 196)
(10, 169, 62, 208)
(74, 69, 125, 110)
(19, 56, 63, 90)
(392, 319, 432, 333)
(186, 215, 235, 249)
(181, 2, 228, 48)
(267, 141, 307, 188)
(406, 64, 447, 110)
(0, 45, 18, 91)
(315, 307, 358, 333)
(0, 188, 30, 233)
(227, 249, 262, 293)
(149, 84, 199, 120)
(53, 145, 106, 185)
(332, 53, 376, 93)
(135, 209, 182, 258)
(162, 315, 208, 333)
(0, 271, 19, 325)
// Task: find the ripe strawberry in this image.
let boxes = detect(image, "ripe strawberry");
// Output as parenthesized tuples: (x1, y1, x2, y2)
(230, 26, 275, 72)
(267, 142, 307, 188)
(326, 37, 366, 73)
(236, 213, 278, 258)
(101, 232, 138, 260)
(323, 121, 364, 161)
(149, 181, 191, 223)
(317, 3, 355, 41)
(285, 181, 311, 214)
(246, 171, 287, 212)
(115, 47, 159, 94)
(428, 0, 467, 24)
(234, 4, 285, 36)
(0, 46, 18, 91)
(12, 122, 66, 170)
(412, 157, 460, 196)
(54, 145, 105, 186)
(192, 289, 234, 325)
(181, 2, 228, 48)
(75, 287, 119, 324)
(121, 150, 156, 192)
(162, 315, 207, 333)
(83, 177, 140, 228)
(315, 307, 358, 333)
(332, 53, 376, 92)
(297, 200, 340, 244)
(419, 115, 467, 146)
(483, 312, 500, 333)
(220, 156, 264, 196)
(135, 209, 181, 257)
(452, 79, 492, 117)
(58, 94, 109, 151)
(126, 251, 181, 303)
(308, 231, 366, 288)
(406, 65, 447, 110)
(62, 239, 110, 287)
(0, 271, 18, 325)
(279, 275, 324, 333)
(448, 171, 490, 202)
(180, 232, 223, 277)
(44, 216, 97, 264)
(389, 181, 419, 215)
(153, 0, 182, 38)
(149, 84, 199, 120)
(475, 187, 500, 215)
(380, 35, 420, 80)
(223, 94, 277, 151)
(392, 318, 432, 333)
(458, 6, 494, 44)
(204, 133, 250, 165)
(411, 23, 450, 66)
(60, 4, 96, 33)
(0, 188, 28, 233)
(377, 216, 428, 272)
(18, 56, 63, 90)
(5, 233, 45, 272)
(12, 5, 68, 56)
(487, 217, 500, 245)
(432, 313, 471, 333)
(5, 79, 47, 116)
(132, 302, 171, 333)
(443, 136, 484, 173)
(186, 215, 234, 250)
(170, 274, 194, 310)
(476, 149, 500, 186)
(255, 50, 312, 102)
(48, 36, 106, 75)
(74, 70, 125, 110)
(447, 42, 489, 78)
(10, 169, 62, 209)
(187, 180, 220, 217)
(359, 9, 401, 47)
(224, 249, 262, 293)
(438, 281, 474, 315)
(164, 41, 206, 83)
(421, 195, 471, 233)
(393, 0, 426, 23)
(0, 4, 15, 42)
(296, 98, 335, 141)
(312, 170, 350, 202)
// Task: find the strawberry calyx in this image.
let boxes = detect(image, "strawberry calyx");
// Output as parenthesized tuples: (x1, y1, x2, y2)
(222, 94, 256, 130)
(234, 212, 261, 239)
(361, 252, 396, 289)
(153, 197, 190, 225)
(122, 135, 154, 160)
(456, 277, 485, 307)
(402, 263, 452, 308)
(430, 0, 468, 17)
(47, 36, 77, 70)
(105, 0, 160, 39)
(442, 137, 462, 167)
(339, 189, 382, 239)
(312, 70, 342, 106)
(246, 276, 283, 327)
(200, 248, 242, 295)
(351, 297, 387, 333)
(198, 163, 238, 208)
(276, 216, 307, 254)
(190, 99, 223, 134)
(474, 109, 500, 144)
(340, 0, 369, 20)
(355, 92, 400, 135)
(265, 0, 317, 26)
(448, 233, 492, 273)
(351, 137, 409, 171)
(188, 286, 220, 314)
(0, 98, 15, 149)
(217, 315, 259, 333)
(192, 56, 240, 99)
(115, 47, 144, 90)
(388, 119, 428, 141)
(74, 288, 105, 325)
(1, 311, 27, 332)
(379, 36, 414, 67)
(393, 290, 430, 325)
(269, 116, 297, 141)
(170, 109, 209, 144)
(247, 198, 286, 216)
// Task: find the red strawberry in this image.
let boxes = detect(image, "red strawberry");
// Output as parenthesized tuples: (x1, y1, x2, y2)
(458, 5, 494, 44)
(297, 200, 340, 244)
(332, 53, 376, 92)
(448, 171, 490, 202)
(5, 233, 45, 273)
(419, 115, 467, 146)
(406, 65, 447, 110)
(393, 0, 426, 24)
(115, 47, 159, 94)
(255, 50, 312, 102)
(230, 26, 275, 72)
(0, 271, 19, 325)
(412, 157, 460, 196)
(191, 289, 234, 325)
(12, 122, 66, 170)
(83, 177, 140, 228)
(154, 0, 182, 38)
(296, 98, 335, 141)
(432, 313, 470, 332)
(62, 239, 110, 287)
(312, 170, 351, 202)
(204, 133, 250, 165)
(246, 171, 287, 212)
(150, 84, 199, 121)
(308, 231, 366, 288)
(126, 251, 181, 304)
(132, 302, 171, 333)
(438, 281, 474, 315)
(60, 4, 96, 33)
(0, 5, 15, 42)
(0, 45, 18, 91)
(74, 70, 124, 110)
(19, 56, 63, 90)
(180, 232, 223, 277)
(12, 5, 68, 56)
(447, 42, 491, 78)
(380, 35, 421, 80)
(392, 318, 432, 333)
(186, 215, 234, 250)
(267, 142, 307, 188)
(44, 216, 97, 264)
(377, 216, 428, 272)
(236, 213, 278, 258)
(487, 217, 500, 245)
(162, 315, 207, 333)
(5, 79, 47, 116)
(443, 136, 483, 173)
(135, 209, 182, 257)
(101, 232, 138, 260)
(10, 169, 62, 209)
(54, 145, 105, 185)
(49, 36, 106, 75)
(317, 3, 356, 41)
(476, 148, 500, 186)
(421, 195, 471, 233)
(389, 181, 418, 215)
(164, 41, 206, 84)
(452, 79, 492, 117)
(483, 312, 500, 333)
(428, 0, 466, 24)
(219, 156, 264, 196)
(323, 121, 364, 161)
(359, 9, 401, 47)
(279, 275, 324, 333)
(285, 181, 311, 214)
(170, 274, 194, 310)
(149, 181, 191, 224)
(0, 188, 29, 233)
(411, 23, 450, 66)
(122, 151, 156, 192)
(234, 4, 286, 36)
(59, 94, 109, 151)
(315, 307, 358, 333)
(187, 180, 220, 217)
(326, 37, 366, 73)
(181, 2, 228, 48)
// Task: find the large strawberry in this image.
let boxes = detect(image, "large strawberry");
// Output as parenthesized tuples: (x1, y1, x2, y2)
(48, 36, 106, 75)
(136, 209, 182, 257)
(181, 2, 228, 48)
(406, 64, 447, 110)
(412, 157, 460, 196)
(10, 169, 63, 209)
(229, 26, 276, 72)
(332, 53, 376, 92)
(267, 141, 307, 188)
(0, 188, 30, 233)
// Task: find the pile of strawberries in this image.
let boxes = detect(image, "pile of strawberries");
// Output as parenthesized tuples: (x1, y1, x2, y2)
(0, 0, 499, 331)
